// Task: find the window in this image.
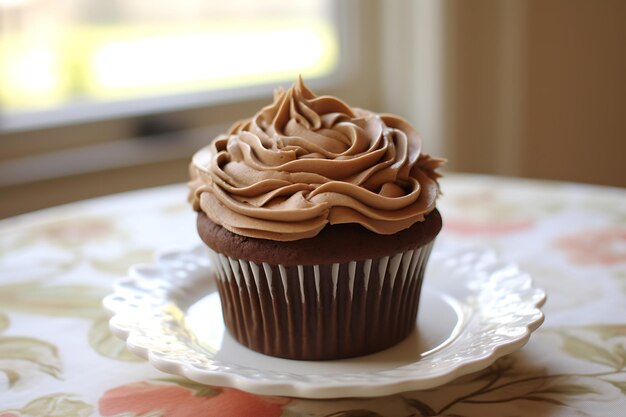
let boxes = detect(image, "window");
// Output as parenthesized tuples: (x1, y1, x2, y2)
(0, 0, 340, 131)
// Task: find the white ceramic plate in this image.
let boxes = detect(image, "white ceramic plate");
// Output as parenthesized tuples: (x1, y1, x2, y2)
(103, 245, 546, 399)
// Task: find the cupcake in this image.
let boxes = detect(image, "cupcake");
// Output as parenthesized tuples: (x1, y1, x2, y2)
(189, 77, 444, 360)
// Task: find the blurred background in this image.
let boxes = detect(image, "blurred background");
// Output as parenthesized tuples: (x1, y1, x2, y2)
(1, 0, 625, 218)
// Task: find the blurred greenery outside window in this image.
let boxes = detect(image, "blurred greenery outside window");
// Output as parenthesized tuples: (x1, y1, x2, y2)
(0, 0, 339, 129)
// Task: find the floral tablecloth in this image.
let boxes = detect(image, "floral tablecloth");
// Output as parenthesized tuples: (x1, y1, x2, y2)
(1, 174, 625, 417)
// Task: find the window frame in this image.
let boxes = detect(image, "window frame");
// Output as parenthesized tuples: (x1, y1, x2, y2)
(0, 1, 357, 134)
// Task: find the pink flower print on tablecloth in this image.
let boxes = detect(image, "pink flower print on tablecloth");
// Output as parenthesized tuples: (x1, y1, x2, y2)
(444, 218, 535, 236)
(554, 227, 626, 265)
(99, 381, 289, 417)
(39, 217, 114, 246)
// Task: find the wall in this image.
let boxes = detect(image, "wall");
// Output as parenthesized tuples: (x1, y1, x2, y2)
(443, 0, 626, 187)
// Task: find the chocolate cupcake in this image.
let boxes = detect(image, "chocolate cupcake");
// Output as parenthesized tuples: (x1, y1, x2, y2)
(189, 78, 444, 360)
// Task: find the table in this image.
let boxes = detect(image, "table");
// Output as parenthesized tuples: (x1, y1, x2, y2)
(1, 174, 625, 417)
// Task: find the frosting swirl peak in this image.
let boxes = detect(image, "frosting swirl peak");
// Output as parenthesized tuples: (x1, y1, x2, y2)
(190, 78, 444, 241)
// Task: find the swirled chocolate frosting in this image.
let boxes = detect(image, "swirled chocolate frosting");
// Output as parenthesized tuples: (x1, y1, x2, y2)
(189, 78, 444, 241)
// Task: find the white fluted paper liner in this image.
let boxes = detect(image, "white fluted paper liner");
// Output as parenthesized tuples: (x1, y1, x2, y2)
(208, 241, 435, 360)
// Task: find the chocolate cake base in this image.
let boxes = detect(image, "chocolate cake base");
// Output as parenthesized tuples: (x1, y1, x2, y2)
(198, 212, 441, 360)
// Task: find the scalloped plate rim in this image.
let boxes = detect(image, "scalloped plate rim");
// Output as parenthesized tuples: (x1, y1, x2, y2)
(103, 245, 546, 399)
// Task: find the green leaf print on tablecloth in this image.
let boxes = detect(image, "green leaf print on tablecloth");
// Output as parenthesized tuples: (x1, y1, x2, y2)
(0, 368, 19, 389)
(397, 325, 626, 417)
(615, 270, 626, 294)
(0, 337, 62, 381)
(0, 393, 93, 417)
(607, 379, 626, 395)
(0, 315, 62, 388)
(155, 377, 222, 397)
(89, 248, 155, 277)
(560, 333, 625, 369)
(403, 398, 437, 416)
(557, 325, 626, 370)
(89, 316, 144, 362)
(0, 281, 139, 363)
(0, 312, 9, 333)
(324, 411, 384, 417)
(0, 281, 106, 318)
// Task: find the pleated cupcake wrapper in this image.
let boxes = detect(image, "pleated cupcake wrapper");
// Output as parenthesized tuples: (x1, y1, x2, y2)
(209, 240, 435, 360)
